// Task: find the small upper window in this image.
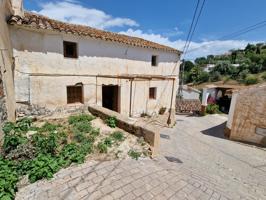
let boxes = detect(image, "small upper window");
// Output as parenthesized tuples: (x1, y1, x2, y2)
(63, 41, 78, 58)
(149, 87, 157, 99)
(151, 55, 158, 66)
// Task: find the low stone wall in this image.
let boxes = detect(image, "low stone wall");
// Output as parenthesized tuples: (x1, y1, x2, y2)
(176, 99, 201, 113)
(88, 105, 160, 157)
(16, 103, 88, 118)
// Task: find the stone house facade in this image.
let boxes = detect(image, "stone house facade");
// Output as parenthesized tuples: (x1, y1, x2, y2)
(226, 84, 266, 146)
(0, 0, 181, 121)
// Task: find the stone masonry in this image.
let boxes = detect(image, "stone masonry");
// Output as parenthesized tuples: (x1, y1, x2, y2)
(16, 158, 231, 200)
(229, 84, 266, 146)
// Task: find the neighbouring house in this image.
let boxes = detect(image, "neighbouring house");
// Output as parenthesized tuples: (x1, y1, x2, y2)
(203, 64, 215, 72)
(226, 84, 266, 146)
(201, 84, 244, 114)
(180, 85, 201, 100)
(0, 0, 181, 123)
(176, 85, 201, 113)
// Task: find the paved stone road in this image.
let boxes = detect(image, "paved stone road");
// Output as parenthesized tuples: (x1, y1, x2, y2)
(16, 114, 266, 200)
(16, 158, 231, 200)
(160, 114, 266, 200)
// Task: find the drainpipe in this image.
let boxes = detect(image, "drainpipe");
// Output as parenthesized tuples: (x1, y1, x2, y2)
(167, 79, 175, 126)
(129, 78, 133, 117)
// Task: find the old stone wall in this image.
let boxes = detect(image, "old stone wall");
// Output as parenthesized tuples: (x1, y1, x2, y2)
(229, 84, 266, 146)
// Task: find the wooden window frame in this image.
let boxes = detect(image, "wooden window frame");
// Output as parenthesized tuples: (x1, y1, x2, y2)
(151, 55, 158, 66)
(63, 41, 78, 58)
(67, 85, 84, 104)
(149, 87, 157, 99)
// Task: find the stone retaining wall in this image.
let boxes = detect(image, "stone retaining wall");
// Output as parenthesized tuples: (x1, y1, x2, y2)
(176, 99, 201, 113)
(88, 105, 160, 157)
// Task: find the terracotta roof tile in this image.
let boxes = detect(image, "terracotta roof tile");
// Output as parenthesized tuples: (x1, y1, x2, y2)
(8, 11, 181, 54)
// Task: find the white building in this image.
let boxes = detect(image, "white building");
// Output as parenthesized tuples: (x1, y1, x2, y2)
(0, 0, 181, 119)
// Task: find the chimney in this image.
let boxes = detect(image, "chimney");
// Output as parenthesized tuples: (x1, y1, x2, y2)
(11, 0, 24, 16)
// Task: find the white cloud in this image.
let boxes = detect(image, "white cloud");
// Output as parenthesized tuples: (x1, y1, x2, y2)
(120, 29, 260, 60)
(36, 1, 139, 29)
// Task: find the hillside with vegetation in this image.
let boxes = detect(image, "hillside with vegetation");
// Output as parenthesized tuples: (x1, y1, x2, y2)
(183, 43, 266, 86)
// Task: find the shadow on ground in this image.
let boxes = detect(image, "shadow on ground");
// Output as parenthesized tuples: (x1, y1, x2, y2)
(201, 122, 227, 139)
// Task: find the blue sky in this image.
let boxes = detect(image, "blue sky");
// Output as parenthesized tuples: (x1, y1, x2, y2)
(24, 0, 266, 59)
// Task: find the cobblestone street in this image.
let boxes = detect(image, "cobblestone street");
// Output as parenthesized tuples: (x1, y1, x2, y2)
(16, 114, 266, 200)
(16, 158, 231, 200)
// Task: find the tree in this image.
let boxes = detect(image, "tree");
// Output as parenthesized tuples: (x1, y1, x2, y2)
(195, 57, 207, 66)
(209, 71, 221, 82)
(183, 61, 195, 72)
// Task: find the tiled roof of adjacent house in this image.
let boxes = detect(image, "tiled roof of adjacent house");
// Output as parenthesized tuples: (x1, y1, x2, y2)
(8, 11, 181, 54)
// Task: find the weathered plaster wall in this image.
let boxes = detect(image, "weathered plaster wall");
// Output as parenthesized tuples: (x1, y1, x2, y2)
(226, 92, 237, 129)
(0, 0, 16, 129)
(229, 85, 266, 146)
(10, 27, 180, 117)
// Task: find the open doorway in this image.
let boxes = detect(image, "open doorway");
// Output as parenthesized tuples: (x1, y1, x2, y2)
(102, 85, 120, 112)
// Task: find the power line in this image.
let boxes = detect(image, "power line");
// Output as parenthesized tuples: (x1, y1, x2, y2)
(183, 0, 207, 58)
(186, 20, 266, 54)
(182, 0, 201, 54)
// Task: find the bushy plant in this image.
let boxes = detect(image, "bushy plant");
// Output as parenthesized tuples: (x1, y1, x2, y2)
(106, 116, 117, 128)
(97, 142, 108, 153)
(110, 131, 125, 142)
(3, 132, 27, 154)
(128, 150, 142, 160)
(262, 72, 266, 80)
(0, 157, 19, 200)
(39, 122, 60, 133)
(25, 154, 60, 183)
(244, 74, 258, 85)
(68, 114, 95, 125)
(72, 121, 93, 134)
(103, 137, 113, 147)
(57, 143, 86, 167)
(206, 104, 220, 114)
(32, 132, 59, 155)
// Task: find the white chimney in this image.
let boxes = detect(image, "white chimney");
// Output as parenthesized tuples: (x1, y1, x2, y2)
(11, 0, 24, 16)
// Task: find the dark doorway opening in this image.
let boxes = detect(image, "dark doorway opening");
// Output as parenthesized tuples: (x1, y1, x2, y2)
(102, 85, 120, 112)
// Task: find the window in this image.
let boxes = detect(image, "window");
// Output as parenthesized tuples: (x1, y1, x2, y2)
(67, 85, 83, 104)
(149, 87, 157, 99)
(151, 55, 158, 66)
(63, 41, 78, 58)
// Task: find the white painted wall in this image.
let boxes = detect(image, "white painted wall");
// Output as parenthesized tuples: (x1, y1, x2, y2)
(226, 92, 238, 129)
(10, 26, 180, 116)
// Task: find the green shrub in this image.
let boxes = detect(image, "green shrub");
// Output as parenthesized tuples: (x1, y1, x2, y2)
(244, 74, 258, 85)
(0, 157, 19, 200)
(206, 104, 220, 114)
(106, 116, 117, 128)
(57, 143, 86, 167)
(103, 137, 113, 147)
(39, 122, 60, 133)
(110, 131, 125, 142)
(128, 150, 142, 160)
(262, 72, 266, 80)
(97, 142, 108, 153)
(16, 118, 33, 132)
(2, 122, 16, 135)
(3, 132, 27, 154)
(68, 114, 95, 125)
(25, 154, 60, 183)
(32, 132, 59, 155)
(72, 121, 93, 134)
